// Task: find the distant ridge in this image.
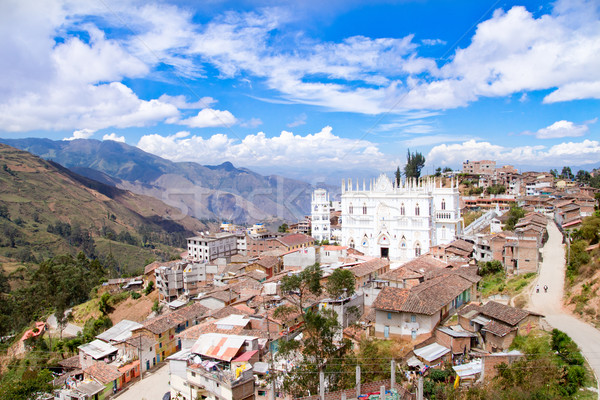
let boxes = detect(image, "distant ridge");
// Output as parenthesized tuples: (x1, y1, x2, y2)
(0, 138, 314, 223)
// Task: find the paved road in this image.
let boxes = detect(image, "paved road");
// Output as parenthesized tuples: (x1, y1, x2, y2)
(46, 310, 82, 338)
(527, 220, 600, 397)
(113, 363, 170, 400)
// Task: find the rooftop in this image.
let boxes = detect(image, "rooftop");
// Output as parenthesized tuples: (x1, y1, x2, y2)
(78, 339, 118, 359)
(84, 361, 122, 384)
(96, 319, 142, 343)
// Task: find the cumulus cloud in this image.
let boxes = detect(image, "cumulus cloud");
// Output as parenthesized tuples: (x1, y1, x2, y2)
(533, 120, 590, 139)
(427, 139, 600, 168)
(240, 117, 263, 128)
(158, 94, 217, 109)
(178, 109, 237, 128)
(137, 126, 391, 170)
(102, 133, 126, 142)
(63, 128, 95, 141)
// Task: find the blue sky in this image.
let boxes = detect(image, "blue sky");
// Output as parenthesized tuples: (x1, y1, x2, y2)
(0, 0, 599, 182)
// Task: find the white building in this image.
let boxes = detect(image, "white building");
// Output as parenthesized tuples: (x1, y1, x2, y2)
(311, 189, 331, 242)
(341, 174, 461, 261)
(187, 233, 237, 262)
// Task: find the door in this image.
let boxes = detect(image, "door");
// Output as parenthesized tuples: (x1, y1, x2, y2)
(380, 247, 389, 258)
(384, 325, 389, 338)
(146, 360, 150, 371)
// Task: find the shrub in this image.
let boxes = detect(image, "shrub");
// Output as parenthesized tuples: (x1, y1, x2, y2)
(131, 291, 141, 300)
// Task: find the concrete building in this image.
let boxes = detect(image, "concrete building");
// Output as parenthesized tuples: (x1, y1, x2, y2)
(341, 174, 461, 261)
(311, 188, 331, 242)
(187, 233, 237, 262)
(462, 160, 496, 175)
(156, 262, 218, 302)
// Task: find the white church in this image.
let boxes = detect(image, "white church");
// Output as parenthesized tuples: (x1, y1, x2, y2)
(339, 174, 461, 261)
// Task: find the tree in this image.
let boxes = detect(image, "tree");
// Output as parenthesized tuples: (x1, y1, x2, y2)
(504, 204, 525, 231)
(98, 292, 111, 316)
(326, 268, 355, 299)
(274, 263, 353, 397)
(561, 166, 574, 180)
(550, 168, 558, 178)
(443, 167, 453, 173)
(434, 167, 442, 177)
(404, 149, 426, 179)
(576, 169, 591, 184)
(395, 166, 401, 186)
(0, 204, 9, 219)
(278, 223, 288, 233)
(486, 184, 506, 195)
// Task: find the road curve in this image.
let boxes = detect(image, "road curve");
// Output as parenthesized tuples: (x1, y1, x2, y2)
(527, 220, 600, 397)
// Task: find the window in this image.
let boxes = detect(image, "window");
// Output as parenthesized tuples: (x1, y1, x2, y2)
(349, 203, 353, 214)
(159, 342, 162, 348)
(192, 372, 196, 377)
(415, 204, 420, 216)
(387, 312, 392, 320)
(411, 330, 417, 340)
(400, 203, 405, 216)
(415, 243, 421, 257)
(411, 315, 416, 323)
(158, 333, 162, 339)
(441, 199, 446, 210)
(363, 203, 367, 214)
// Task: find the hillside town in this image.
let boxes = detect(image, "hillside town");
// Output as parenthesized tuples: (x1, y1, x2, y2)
(39, 161, 599, 400)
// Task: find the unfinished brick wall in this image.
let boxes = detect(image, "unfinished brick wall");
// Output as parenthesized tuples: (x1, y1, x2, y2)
(296, 379, 415, 400)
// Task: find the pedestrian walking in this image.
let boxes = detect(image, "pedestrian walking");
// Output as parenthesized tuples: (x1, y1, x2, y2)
(536, 284, 540, 293)
(544, 285, 548, 293)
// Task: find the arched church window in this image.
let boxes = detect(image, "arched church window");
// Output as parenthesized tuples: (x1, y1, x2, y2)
(349, 239, 355, 249)
(441, 199, 446, 210)
(363, 203, 367, 215)
(400, 203, 405, 216)
(415, 242, 421, 257)
(415, 203, 420, 216)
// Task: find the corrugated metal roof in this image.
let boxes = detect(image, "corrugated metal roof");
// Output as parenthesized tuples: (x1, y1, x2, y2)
(453, 359, 482, 377)
(413, 343, 450, 363)
(96, 320, 142, 343)
(191, 333, 255, 362)
(79, 339, 118, 359)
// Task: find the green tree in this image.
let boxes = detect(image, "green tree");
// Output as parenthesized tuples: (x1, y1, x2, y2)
(579, 215, 600, 244)
(326, 268, 355, 299)
(561, 166, 574, 180)
(576, 169, 591, 184)
(486, 184, 506, 195)
(504, 204, 526, 231)
(144, 280, 155, 295)
(0, 204, 9, 219)
(0, 369, 54, 399)
(443, 167, 453, 173)
(98, 292, 111, 316)
(550, 168, 558, 178)
(404, 149, 426, 179)
(278, 223, 289, 233)
(434, 167, 442, 177)
(395, 166, 401, 186)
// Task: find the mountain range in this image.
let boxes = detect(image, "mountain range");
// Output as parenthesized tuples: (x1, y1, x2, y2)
(0, 143, 211, 272)
(0, 138, 323, 224)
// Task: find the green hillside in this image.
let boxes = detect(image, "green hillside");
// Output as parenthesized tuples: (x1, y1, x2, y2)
(0, 143, 210, 272)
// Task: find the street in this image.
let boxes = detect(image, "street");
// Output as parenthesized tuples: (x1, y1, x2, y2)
(113, 363, 170, 400)
(527, 220, 600, 397)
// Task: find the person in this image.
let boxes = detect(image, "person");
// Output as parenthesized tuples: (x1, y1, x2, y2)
(544, 285, 548, 293)
(536, 284, 540, 293)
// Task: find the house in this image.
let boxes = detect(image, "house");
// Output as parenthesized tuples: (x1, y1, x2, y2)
(458, 302, 542, 352)
(197, 289, 239, 310)
(429, 239, 473, 262)
(318, 293, 364, 340)
(83, 361, 123, 396)
(282, 247, 317, 269)
(53, 379, 105, 400)
(131, 302, 209, 363)
(435, 326, 477, 357)
(320, 245, 348, 264)
(246, 232, 314, 258)
(349, 258, 390, 289)
(169, 333, 257, 400)
(245, 256, 282, 278)
(373, 274, 477, 341)
(78, 340, 119, 370)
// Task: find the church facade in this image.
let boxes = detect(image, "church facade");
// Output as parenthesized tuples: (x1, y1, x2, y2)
(341, 174, 461, 261)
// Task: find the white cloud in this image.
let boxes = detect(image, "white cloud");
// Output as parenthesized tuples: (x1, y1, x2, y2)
(421, 38, 446, 46)
(158, 94, 217, 109)
(178, 108, 237, 128)
(240, 117, 263, 128)
(427, 139, 600, 168)
(63, 128, 95, 141)
(102, 133, 126, 142)
(287, 113, 307, 128)
(534, 120, 590, 139)
(137, 126, 392, 170)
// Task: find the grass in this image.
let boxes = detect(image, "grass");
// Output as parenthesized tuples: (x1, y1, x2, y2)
(479, 272, 536, 298)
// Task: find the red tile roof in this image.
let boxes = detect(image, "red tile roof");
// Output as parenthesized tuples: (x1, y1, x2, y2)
(84, 361, 122, 384)
(277, 233, 314, 247)
(349, 258, 389, 278)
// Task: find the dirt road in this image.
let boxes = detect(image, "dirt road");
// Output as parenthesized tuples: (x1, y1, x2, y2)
(527, 220, 600, 397)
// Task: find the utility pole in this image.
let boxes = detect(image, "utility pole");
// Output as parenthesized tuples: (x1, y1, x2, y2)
(355, 365, 361, 398)
(319, 371, 325, 400)
(139, 334, 143, 381)
(391, 360, 396, 389)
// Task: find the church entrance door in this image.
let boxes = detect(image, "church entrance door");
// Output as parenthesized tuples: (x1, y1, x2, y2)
(380, 247, 389, 258)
